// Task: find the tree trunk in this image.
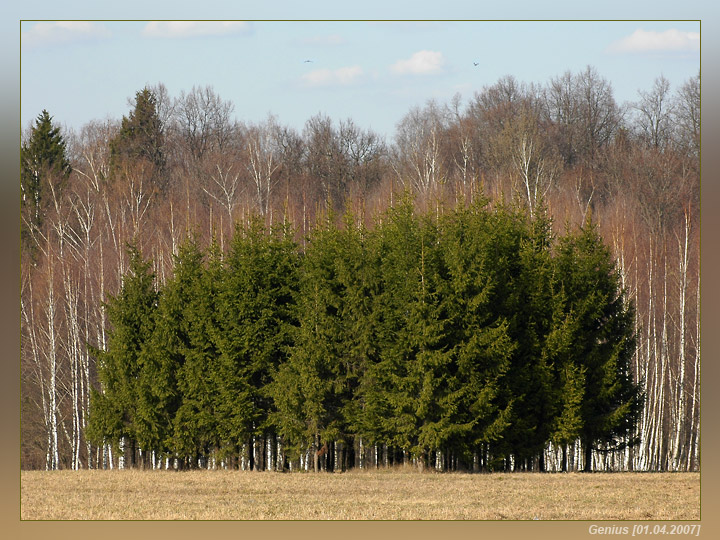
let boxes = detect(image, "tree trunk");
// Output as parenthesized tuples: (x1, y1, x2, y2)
(313, 433, 320, 473)
(266, 434, 274, 471)
(583, 440, 592, 472)
(672, 211, 690, 470)
(46, 261, 60, 471)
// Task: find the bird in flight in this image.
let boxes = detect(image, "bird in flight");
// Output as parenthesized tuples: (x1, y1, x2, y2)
(304, 59, 314, 63)
(473, 62, 479, 66)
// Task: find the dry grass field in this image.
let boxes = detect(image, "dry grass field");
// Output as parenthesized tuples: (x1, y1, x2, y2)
(20, 469, 699, 520)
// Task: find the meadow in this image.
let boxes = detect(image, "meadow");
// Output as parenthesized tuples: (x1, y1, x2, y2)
(20, 469, 700, 520)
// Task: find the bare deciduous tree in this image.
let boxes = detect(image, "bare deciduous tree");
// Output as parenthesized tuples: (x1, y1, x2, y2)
(633, 75, 674, 149)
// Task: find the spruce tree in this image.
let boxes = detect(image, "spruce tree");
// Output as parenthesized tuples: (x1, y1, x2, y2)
(474, 203, 556, 470)
(555, 219, 643, 471)
(109, 87, 165, 186)
(545, 292, 585, 471)
(335, 212, 383, 466)
(438, 199, 516, 469)
(270, 211, 346, 470)
(21, 110, 71, 246)
(355, 201, 457, 465)
(173, 236, 224, 465)
(137, 235, 209, 466)
(87, 243, 158, 466)
(511, 204, 557, 469)
(406, 217, 457, 465)
(356, 200, 422, 458)
(216, 217, 299, 468)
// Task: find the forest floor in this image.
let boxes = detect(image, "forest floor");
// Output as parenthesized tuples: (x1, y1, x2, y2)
(20, 469, 699, 520)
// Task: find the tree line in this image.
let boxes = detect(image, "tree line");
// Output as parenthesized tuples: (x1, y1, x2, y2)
(86, 198, 641, 473)
(21, 65, 699, 471)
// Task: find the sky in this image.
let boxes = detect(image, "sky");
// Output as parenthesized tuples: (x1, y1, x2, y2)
(20, 19, 700, 141)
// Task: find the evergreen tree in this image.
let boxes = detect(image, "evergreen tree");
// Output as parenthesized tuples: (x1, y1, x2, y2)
(137, 235, 209, 466)
(438, 198, 516, 469)
(21, 110, 72, 245)
(335, 212, 382, 466)
(173, 236, 224, 465)
(216, 217, 299, 467)
(545, 292, 585, 471)
(405, 217, 456, 465)
(109, 87, 165, 186)
(354, 200, 421, 457)
(509, 203, 557, 469)
(355, 201, 458, 465)
(555, 219, 643, 471)
(473, 203, 556, 470)
(270, 211, 347, 470)
(87, 243, 158, 466)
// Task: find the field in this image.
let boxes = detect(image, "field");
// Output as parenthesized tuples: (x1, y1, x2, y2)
(20, 469, 699, 520)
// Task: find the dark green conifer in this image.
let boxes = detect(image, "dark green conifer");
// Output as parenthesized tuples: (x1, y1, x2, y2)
(270, 211, 345, 469)
(554, 218, 643, 471)
(216, 217, 299, 467)
(87, 243, 158, 465)
(438, 198, 516, 468)
(173, 235, 224, 464)
(21, 110, 72, 247)
(109, 87, 165, 186)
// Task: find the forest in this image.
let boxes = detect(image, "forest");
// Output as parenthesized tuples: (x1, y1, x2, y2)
(20, 65, 699, 473)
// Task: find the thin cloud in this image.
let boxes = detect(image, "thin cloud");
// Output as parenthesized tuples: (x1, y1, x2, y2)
(302, 65, 364, 87)
(608, 28, 699, 53)
(22, 21, 112, 49)
(143, 21, 251, 38)
(391, 50, 445, 75)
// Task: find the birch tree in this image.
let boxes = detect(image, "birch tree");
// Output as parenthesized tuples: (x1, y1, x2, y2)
(393, 101, 447, 196)
(245, 116, 281, 218)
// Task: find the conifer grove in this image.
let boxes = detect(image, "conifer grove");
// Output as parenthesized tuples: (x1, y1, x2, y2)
(84, 197, 642, 473)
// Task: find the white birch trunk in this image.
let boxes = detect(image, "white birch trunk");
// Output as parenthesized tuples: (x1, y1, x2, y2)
(266, 435, 274, 471)
(639, 243, 655, 471)
(657, 256, 669, 470)
(240, 443, 248, 471)
(688, 265, 700, 471)
(22, 280, 51, 470)
(119, 437, 125, 470)
(672, 212, 690, 470)
(46, 259, 60, 470)
(276, 436, 283, 471)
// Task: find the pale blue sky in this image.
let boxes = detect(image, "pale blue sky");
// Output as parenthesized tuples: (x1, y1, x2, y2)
(16, 10, 703, 142)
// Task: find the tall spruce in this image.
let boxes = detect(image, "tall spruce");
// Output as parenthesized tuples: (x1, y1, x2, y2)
(109, 87, 165, 186)
(438, 198, 516, 470)
(555, 218, 643, 471)
(405, 216, 456, 466)
(512, 203, 557, 470)
(357, 200, 422, 458)
(336, 212, 382, 468)
(137, 235, 207, 467)
(216, 217, 299, 468)
(21, 110, 72, 247)
(270, 211, 348, 470)
(87, 243, 158, 467)
(173, 236, 224, 466)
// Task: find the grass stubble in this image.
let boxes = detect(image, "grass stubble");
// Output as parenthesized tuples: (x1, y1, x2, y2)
(20, 468, 699, 521)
